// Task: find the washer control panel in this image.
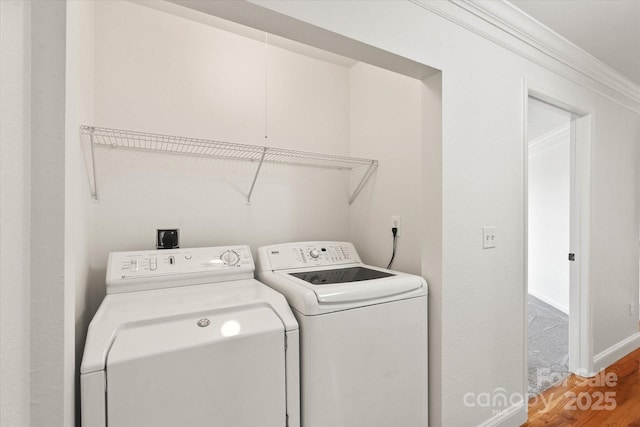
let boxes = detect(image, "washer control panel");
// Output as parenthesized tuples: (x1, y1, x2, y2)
(261, 241, 361, 270)
(106, 245, 254, 293)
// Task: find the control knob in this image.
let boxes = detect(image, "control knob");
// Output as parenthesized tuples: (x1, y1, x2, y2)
(220, 250, 240, 266)
(309, 249, 320, 259)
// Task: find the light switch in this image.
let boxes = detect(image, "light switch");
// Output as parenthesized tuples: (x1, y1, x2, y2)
(483, 226, 496, 249)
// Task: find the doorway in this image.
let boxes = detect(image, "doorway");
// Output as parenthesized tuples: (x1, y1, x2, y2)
(527, 97, 572, 396)
(524, 89, 593, 403)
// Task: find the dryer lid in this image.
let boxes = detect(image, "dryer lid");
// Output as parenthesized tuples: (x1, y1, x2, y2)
(80, 279, 297, 374)
(106, 306, 282, 367)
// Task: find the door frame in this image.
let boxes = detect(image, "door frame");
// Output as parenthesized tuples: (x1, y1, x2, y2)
(522, 80, 594, 407)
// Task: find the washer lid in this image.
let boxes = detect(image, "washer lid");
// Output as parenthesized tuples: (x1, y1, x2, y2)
(306, 271, 423, 304)
(289, 266, 394, 285)
(267, 265, 427, 313)
(80, 279, 297, 374)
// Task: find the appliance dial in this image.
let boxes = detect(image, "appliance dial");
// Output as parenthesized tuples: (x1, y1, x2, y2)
(309, 249, 320, 259)
(220, 250, 240, 266)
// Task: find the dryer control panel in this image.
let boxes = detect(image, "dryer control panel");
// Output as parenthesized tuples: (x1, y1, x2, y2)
(106, 246, 254, 294)
(258, 241, 361, 271)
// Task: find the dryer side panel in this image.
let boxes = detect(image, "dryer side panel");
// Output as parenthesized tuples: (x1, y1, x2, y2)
(80, 371, 106, 427)
(106, 307, 286, 427)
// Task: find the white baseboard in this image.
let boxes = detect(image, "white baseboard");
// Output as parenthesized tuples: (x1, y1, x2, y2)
(593, 332, 640, 372)
(528, 290, 569, 315)
(477, 401, 527, 427)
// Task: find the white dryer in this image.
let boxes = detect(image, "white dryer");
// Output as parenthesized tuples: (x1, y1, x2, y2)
(81, 245, 299, 427)
(256, 241, 428, 427)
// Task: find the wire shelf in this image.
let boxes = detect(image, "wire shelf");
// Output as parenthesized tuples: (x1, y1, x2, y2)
(81, 126, 378, 204)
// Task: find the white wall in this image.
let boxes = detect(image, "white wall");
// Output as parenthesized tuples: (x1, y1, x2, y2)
(528, 124, 571, 313)
(590, 103, 639, 355)
(219, 1, 640, 425)
(421, 71, 443, 425)
(65, 0, 95, 423)
(13, 0, 638, 425)
(349, 62, 423, 274)
(1, 2, 91, 424)
(0, 1, 31, 425)
(93, 0, 351, 150)
(89, 0, 353, 284)
(29, 1, 68, 425)
(88, 0, 426, 280)
(29, 1, 71, 425)
(72, 4, 428, 426)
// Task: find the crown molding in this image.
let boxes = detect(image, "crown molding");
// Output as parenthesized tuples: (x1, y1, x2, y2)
(410, 0, 640, 113)
(528, 123, 570, 156)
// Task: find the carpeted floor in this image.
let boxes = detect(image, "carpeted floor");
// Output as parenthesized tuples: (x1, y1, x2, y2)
(528, 294, 569, 397)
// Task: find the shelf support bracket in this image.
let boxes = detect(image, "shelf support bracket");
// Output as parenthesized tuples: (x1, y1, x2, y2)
(348, 160, 378, 205)
(86, 126, 99, 201)
(247, 147, 268, 204)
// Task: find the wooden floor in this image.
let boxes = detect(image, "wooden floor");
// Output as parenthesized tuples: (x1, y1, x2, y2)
(523, 347, 640, 426)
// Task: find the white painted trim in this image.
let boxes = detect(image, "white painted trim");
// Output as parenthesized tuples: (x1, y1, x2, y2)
(528, 122, 570, 156)
(476, 401, 527, 427)
(520, 78, 530, 417)
(571, 113, 594, 376)
(593, 332, 640, 374)
(410, 0, 640, 113)
(525, 84, 593, 378)
(523, 80, 594, 422)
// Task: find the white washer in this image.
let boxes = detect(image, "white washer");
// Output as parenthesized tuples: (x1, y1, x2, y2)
(81, 246, 299, 427)
(256, 241, 428, 427)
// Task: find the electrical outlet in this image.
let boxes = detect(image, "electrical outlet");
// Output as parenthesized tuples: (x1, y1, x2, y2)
(157, 229, 180, 249)
(629, 302, 635, 317)
(391, 216, 401, 236)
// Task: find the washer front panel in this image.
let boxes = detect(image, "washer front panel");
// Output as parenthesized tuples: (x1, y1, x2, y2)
(296, 296, 428, 427)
